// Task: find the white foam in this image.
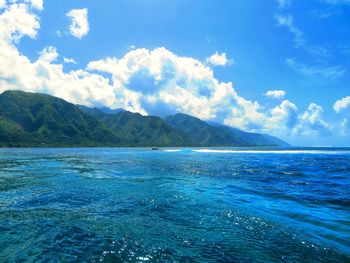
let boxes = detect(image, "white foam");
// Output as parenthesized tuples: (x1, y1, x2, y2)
(163, 149, 183, 152)
(193, 149, 349, 154)
(161, 148, 350, 154)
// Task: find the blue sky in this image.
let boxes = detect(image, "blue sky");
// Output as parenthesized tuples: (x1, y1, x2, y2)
(0, 0, 350, 146)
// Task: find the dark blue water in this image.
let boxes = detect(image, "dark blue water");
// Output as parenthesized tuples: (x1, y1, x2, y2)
(0, 148, 349, 262)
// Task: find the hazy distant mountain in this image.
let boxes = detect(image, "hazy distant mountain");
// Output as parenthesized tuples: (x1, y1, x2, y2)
(0, 90, 289, 147)
(165, 113, 289, 147)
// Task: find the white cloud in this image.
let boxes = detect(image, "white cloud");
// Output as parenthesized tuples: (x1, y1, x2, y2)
(25, 0, 43, 10)
(206, 52, 232, 66)
(266, 90, 286, 99)
(88, 47, 240, 118)
(333, 96, 350, 113)
(310, 9, 340, 19)
(66, 8, 89, 39)
(0, 3, 40, 42)
(293, 103, 331, 136)
(267, 100, 298, 131)
(275, 9, 343, 85)
(275, 14, 304, 47)
(0, 2, 42, 92)
(39, 46, 58, 62)
(0, 0, 6, 9)
(275, 13, 331, 60)
(286, 58, 346, 79)
(0, 3, 114, 108)
(63, 57, 77, 64)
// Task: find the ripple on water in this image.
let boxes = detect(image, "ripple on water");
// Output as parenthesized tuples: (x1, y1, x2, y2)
(0, 148, 349, 262)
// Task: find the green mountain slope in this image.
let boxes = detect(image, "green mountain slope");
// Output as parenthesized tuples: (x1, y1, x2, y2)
(0, 90, 121, 147)
(165, 113, 289, 147)
(98, 111, 192, 147)
(0, 90, 289, 147)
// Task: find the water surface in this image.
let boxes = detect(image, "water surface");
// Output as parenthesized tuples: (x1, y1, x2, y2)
(0, 148, 349, 262)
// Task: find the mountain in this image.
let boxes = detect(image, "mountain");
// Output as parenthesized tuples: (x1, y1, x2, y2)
(209, 122, 290, 147)
(98, 107, 125, 115)
(0, 90, 190, 147)
(165, 113, 289, 147)
(98, 111, 191, 147)
(78, 105, 124, 116)
(0, 90, 289, 147)
(0, 90, 121, 147)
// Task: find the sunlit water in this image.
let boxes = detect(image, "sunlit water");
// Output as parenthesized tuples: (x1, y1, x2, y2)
(0, 148, 349, 262)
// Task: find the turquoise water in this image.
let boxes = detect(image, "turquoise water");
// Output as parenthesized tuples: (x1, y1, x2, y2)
(0, 148, 349, 262)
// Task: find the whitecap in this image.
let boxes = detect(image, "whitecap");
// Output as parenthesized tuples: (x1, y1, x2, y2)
(183, 149, 350, 155)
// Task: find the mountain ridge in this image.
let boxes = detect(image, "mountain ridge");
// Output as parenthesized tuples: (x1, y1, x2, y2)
(0, 90, 290, 147)
(0, 90, 122, 147)
(164, 113, 289, 147)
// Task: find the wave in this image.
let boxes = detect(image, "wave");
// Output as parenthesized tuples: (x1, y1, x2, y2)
(164, 149, 350, 154)
(195, 149, 350, 154)
(163, 149, 193, 153)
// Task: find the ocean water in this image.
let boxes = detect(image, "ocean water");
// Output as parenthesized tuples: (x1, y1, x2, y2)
(0, 148, 349, 262)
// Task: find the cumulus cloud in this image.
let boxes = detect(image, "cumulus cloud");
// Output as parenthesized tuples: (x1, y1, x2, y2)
(206, 52, 232, 66)
(66, 8, 89, 39)
(333, 96, 350, 113)
(0, 2, 40, 42)
(88, 48, 243, 119)
(25, 0, 43, 10)
(293, 103, 331, 136)
(38, 46, 59, 62)
(267, 100, 298, 131)
(266, 90, 286, 99)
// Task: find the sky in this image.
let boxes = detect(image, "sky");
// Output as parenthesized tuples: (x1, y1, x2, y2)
(0, 0, 349, 146)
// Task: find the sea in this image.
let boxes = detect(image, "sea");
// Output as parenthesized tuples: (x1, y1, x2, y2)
(0, 147, 349, 262)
